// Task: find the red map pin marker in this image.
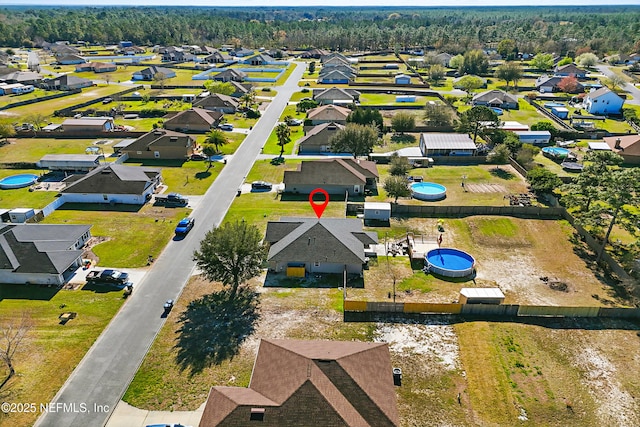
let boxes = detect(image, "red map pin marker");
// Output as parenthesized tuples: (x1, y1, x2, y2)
(309, 188, 329, 219)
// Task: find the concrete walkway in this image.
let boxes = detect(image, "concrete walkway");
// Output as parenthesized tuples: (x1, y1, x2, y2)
(106, 400, 204, 427)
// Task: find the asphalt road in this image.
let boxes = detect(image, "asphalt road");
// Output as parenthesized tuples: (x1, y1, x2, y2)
(594, 64, 640, 106)
(35, 61, 306, 427)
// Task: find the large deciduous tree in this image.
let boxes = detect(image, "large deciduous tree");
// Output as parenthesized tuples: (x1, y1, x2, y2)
(203, 81, 235, 96)
(526, 167, 561, 195)
(424, 103, 453, 127)
(497, 38, 517, 60)
(461, 49, 489, 75)
(0, 311, 32, 390)
(428, 64, 446, 85)
(576, 52, 599, 68)
(329, 123, 378, 157)
(530, 53, 554, 71)
(347, 108, 383, 131)
(391, 111, 415, 134)
(456, 105, 500, 143)
(494, 61, 523, 89)
(193, 220, 267, 299)
(557, 75, 580, 94)
(383, 175, 410, 203)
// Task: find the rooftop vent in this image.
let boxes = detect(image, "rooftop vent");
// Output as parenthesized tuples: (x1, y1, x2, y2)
(250, 408, 265, 421)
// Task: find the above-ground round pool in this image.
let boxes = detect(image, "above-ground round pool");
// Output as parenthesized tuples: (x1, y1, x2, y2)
(542, 146, 570, 159)
(491, 107, 504, 115)
(0, 174, 38, 189)
(544, 102, 565, 108)
(425, 248, 476, 278)
(411, 182, 446, 201)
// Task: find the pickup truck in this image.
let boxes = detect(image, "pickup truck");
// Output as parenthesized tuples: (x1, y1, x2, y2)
(154, 193, 189, 207)
(86, 269, 130, 285)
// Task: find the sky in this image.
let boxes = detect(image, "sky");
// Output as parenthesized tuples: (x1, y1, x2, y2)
(1, 0, 639, 6)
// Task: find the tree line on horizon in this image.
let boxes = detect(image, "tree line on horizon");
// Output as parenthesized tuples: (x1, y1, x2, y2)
(0, 6, 639, 56)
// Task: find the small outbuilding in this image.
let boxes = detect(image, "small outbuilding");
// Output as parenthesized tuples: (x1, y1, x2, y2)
(394, 74, 411, 85)
(364, 202, 391, 222)
(38, 154, 102, 172)
(551, 106, 569, 119)
(459, 288, 505, 305)
(515, 131, 551, 146)
(9, 208, 35, 223)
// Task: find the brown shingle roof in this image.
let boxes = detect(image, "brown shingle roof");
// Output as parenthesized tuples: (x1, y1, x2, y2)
(603, 134, 640, 156)
(199, 339, 399, 427)
(283, 158, 378, 187)
(163, 107, 222, 128)
(307, 104, 351, 121)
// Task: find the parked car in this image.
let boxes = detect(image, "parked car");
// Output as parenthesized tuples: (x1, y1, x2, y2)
(190, 153, 208, 161)
(286, 118, 303, 126)
(86, 269, 130, 285)
(174, 217, 195, 234)
(102, 97, 113, 104)
(251, 181, 272, 191)
(218, 123, 234, 131)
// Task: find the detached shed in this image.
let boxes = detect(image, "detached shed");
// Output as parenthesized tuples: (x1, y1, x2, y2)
(9, 208, 35, 223)
(459, 288, 505, 305)
(364, 202, 391, 221)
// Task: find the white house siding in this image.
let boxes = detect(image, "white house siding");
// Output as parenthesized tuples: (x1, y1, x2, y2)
(0, 271, 66, 286)
(61, 192, 149, 205)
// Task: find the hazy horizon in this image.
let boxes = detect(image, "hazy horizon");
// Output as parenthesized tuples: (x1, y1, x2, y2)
(1, 0, 639, 6)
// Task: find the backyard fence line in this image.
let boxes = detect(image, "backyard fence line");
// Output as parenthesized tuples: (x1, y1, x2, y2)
(54, 85, 145, 117)
(390, 204, 564, 218)
(0, 89, 81, 111)
(343, 300, 640, 320)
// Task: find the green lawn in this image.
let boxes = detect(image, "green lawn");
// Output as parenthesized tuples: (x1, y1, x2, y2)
(262, 125, 305, 155)
(0, 171, 57, 209)
(42, 203, 189, 267)
(0, 284, 126, 427)
(0, 88, 67, 109)
(7, 84, 133, 119)
(359, 93, 440, 106)
(222, 112, 259, 129)
(373, 133, 420, 153)
(290, 91, 312, 102)
(124, 158, 223, 195)
(0, 138, 132, 163)
(195, 131, 246, 155)
(370, 164, 529, 206)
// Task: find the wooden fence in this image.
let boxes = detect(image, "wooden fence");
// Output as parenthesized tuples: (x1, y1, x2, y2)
(344, 300, 640, 320)
(0, 89, 81, 111)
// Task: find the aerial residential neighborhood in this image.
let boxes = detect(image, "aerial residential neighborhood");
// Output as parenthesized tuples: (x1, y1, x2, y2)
(1, 4, 640, 427)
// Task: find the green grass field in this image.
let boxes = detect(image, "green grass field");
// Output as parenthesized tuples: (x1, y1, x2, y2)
(0, 284, 126, 427)
(124, 158, 223, 195)
(0, 138, 131, 163)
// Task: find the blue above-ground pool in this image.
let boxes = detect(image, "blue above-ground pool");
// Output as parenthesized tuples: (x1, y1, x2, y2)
(0, 174, 38, 189)
(425, 248, 476, 278)
(491, 107, 504, 115)
(542, 146, 570, 159)
(411, 182, 446, 201)
(544, 102, 565, 108)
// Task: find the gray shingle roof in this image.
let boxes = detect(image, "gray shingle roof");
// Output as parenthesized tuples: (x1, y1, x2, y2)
(266, 217, 377, 265)
(0, 224, 90, 274)
(61, 164, 160, 195)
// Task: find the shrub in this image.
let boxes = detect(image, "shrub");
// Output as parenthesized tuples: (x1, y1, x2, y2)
(301, 88, 310, 93)
(246, 109, 261, 119)
(261, 87, 271, 92)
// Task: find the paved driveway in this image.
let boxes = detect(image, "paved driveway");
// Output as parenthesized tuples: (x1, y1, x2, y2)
(594, 65, 640, 105)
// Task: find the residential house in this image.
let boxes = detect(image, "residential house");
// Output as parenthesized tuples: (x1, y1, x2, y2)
(433, 52, 453, 67)
(514, 131, 552, 145)
(535, 75, 584, 93)
(60, 163, 161, 205)
(300, 48, 330, 59)
(230, 47, 255, 57)
(394, 74, 411, 84)
(92, 62, 118, 73)
(193, 93, 240, 114)
(192, 45, 216, 55)
(471, 90, 518, 110)
(61, 117, 115, 133)
(199, 339, 399, 427)
(132, 66, 176, 81)
(583, 87, 625, 115)
(419, 133, 477, 156)
(211, 69, 247, 82)
(228, 80, 253, 97)
(163, 49, 196, 63)
(41, 74, 93, 91)
(203, 51, 231, 64)
(283, 158, 378, 196)
(264, 218, 378, 275)
(307, 104, 351, 125)
(603, 135, 640, 164)
(553, 64, 587, 78)
(57, 54, 87, 65)
(320, 53, 350, 65)
(0, 223, 92, 286)
(312, 87, 360, 105)
(163, 107, 223, 133)
(117, 129, 195, 160)
(50, 45, 80, 57)
(297, 122, 345, 154)
(242, 53, 275, 65)
(0, 71, 43, 85)
(318, 69, 353, 84)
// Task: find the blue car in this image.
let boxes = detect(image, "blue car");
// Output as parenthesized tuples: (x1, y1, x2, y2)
(174, 217, 195, 235)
